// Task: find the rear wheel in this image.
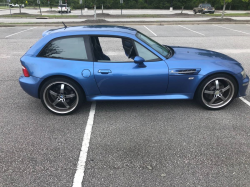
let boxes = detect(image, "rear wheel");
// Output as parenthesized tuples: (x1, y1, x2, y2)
(196, 74, 237, 110)
(193, 10, 197, 14)
(40, 78, 84, 115)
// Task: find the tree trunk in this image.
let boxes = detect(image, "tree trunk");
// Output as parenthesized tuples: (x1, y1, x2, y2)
(221, 0, 227, 19)
(181, 6, 183, 13)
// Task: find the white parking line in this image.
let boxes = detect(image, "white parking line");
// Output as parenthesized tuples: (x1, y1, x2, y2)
(144, 25, 157, 36)
(72, 102, 96, 187)
(5, 27, 37, 38)
(178, 25, 205, 36)
(240, 97, 250, 107)
(213, 25, 249, 35)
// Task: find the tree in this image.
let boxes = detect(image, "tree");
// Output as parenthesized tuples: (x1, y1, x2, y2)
(221, 0, 232, 18)
(179, 0, 187, 13)
(12, 0, 25, 13)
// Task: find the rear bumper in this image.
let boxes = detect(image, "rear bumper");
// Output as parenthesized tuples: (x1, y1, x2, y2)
(238, 75, 249, 97)
(58, 9, 69, 12)
(19, 76, 42, 98)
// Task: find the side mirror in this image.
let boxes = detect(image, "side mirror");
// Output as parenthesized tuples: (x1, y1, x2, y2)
(134, 56, 146, 67)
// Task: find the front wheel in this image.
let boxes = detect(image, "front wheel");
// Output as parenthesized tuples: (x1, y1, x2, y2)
(40, 78, 84, 115)
(196, 74, 237, 110)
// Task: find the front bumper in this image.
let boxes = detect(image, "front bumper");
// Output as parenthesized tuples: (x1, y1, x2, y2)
(238, 75, 249, 97)
(203, 10, 214, 13)
(19, 76, 42, 98)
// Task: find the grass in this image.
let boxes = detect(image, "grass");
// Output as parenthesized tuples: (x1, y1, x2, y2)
(205, 13, 250, 17)
(0, 6, 10, 9)
(0, 14, 80, 18)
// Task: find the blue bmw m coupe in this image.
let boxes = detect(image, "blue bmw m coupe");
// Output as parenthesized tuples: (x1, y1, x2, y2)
(19, 25, 249, 115)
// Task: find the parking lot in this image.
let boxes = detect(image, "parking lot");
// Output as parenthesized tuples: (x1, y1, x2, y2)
(1, 24, 250, 186)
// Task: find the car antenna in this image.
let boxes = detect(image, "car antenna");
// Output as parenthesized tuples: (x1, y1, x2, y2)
(62, 22, 67, 29)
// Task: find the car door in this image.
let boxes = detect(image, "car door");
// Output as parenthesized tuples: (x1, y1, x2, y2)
(92, 36, 169, 95)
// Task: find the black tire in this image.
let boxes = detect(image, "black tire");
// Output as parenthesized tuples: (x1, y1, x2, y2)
(196, 74, 237, 110)
(40, 77, 84, 115)
(193, 10, 197, 14)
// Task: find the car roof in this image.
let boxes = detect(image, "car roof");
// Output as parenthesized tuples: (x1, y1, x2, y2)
(43, 25, 138, 37)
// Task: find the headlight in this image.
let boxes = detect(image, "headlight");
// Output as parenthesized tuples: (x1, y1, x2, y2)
(241, 70, 247, 79)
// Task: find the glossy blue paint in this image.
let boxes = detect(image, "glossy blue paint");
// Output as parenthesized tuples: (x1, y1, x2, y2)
(87, 93, 193, 101)
(94, 60, 168, 95)
(19, 25, 249, 102)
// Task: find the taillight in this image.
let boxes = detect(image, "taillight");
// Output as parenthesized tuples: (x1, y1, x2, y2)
(22, 66, 30, 77)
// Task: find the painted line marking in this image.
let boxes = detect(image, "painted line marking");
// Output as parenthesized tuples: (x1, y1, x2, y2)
(213, 24, 249, 35)
(240, 97, 250, 107)
(72, 102, 96, 187)
(178, 25, 205, 36)
(5, 27, 37, 38)
(144, 25, 157, 36)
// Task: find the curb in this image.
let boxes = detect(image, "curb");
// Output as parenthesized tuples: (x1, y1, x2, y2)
(0, 20, 250, 27)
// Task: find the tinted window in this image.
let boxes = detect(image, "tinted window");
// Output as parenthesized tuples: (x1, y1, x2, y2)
(59, 5, 66, 7)
(39, 37, 88, 61)
(135, 42, 159, 61)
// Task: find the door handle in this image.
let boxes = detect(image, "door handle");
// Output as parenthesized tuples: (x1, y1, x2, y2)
(98, 69, 112, 74)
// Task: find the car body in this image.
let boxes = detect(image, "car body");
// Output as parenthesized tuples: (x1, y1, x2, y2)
(58, 4, 71, 13)
(193, 3, 215, 14)
(9, 3, 24, 8)
(19, 25, 249, 114)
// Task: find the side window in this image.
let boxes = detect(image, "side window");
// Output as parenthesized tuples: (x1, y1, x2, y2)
(91, 36, 135, 62)
(39, 36, 88, 61)
(134, 41, 160, 61)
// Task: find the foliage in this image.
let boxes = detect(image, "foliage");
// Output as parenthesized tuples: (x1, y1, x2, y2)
(24, 0, 250, 10)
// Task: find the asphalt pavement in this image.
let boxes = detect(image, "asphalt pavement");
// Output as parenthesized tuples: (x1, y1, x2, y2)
(0, 24, 250, 187)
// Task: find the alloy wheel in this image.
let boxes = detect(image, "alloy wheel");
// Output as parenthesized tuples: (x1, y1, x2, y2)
(201, 77, 235, 109)
(43, 82, 79, 114)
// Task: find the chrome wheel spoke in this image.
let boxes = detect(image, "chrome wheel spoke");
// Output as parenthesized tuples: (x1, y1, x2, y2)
(62, 101, 69, 108)
(60, 84, 65, 94)
(222, 85, 230, 92)
(215, 80, 219, 90)
(65, 94, 76, 98)
(204, 90, 214, 94)
(53, 99, 60, 106)
(49, 90, 58, 97)
(220, 95, 226, 101)
(209, 97, 216, 105)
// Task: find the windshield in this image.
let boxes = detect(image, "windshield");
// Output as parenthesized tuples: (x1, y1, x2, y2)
(136, 32, 169, 58)
(59, 5, 66, 7)
(202, 4, 211, 7)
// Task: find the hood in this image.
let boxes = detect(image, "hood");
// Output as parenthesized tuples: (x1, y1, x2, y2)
(170, 46, 238, 64)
